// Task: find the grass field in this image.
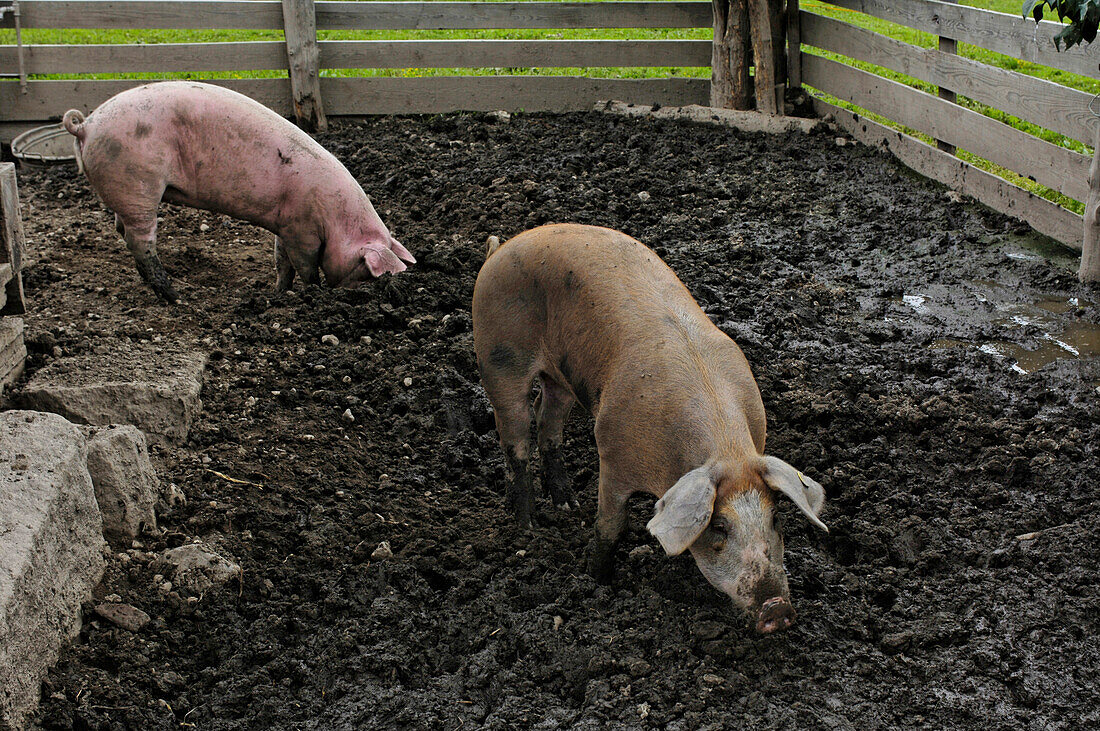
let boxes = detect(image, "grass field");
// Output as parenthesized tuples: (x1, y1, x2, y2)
(1, 0, 1094, 212)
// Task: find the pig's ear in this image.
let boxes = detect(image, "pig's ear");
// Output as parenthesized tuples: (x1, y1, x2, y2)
(363, 246, 406, 277)
(761, 456, 828, 532)
(647, 466, 718, 556)
(389, 236, 416, 264)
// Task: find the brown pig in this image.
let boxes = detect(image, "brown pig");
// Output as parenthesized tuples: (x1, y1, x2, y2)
(472, 224, 827, 633)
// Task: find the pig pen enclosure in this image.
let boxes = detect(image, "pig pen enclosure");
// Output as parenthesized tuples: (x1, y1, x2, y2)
(3, 1, 1100, 729)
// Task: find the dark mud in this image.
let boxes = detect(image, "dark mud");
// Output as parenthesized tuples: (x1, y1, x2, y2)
(7, 110, 1100, 729)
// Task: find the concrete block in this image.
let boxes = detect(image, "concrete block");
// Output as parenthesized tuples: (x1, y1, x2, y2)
(18, 341, 207, 446)
(83, 425, 160, 549)
(0, 411, 104, 731)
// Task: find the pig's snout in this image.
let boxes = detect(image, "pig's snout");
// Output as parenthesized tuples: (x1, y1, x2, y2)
(755, 596, 796, 634)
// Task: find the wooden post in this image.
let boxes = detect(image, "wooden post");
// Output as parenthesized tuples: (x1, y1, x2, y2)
(282, 0, 326, 132)
(936, 0, 957, 154)
(710, 0, 752, 110)
(0, 162, 25, 315)
(787, 0, 801, 93)
(748, 0, 780, 115)
(1080, 121, 1100, 283)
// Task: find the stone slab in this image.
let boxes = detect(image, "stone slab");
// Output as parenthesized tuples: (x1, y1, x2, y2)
(18, 341, 207, 446)
(83, 424, 160, 549)
(0, 411, 104, 731)
(595, 100, 833, 135)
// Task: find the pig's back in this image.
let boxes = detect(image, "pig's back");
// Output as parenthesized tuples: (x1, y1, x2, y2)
(83, 82, 349, 228)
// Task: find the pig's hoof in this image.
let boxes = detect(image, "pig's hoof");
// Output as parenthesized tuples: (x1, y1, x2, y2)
(585, 540, 616, 585)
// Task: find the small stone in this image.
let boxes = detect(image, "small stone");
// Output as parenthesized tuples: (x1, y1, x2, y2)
(104, 593, 122, 603)
(52, 346, 63, 358)
(637, 191, 651, 202)
(341, 408, 355, 423)
(628, 545, 653, 558)
(313, 364, 326, 372)
(95, 603, 151, 632)
(625, 657, 651, 678)
(516, 549, 527, 557)
(342, 375, 352, 384)
(703, 673, 724, 685)
(553, 615, 563, 631)
(402, 377, 413, 388)
(321, 334, 339, 346)
(371, 541, 393, 561)
(359, 336, 373, 346)
(199, 223, 211, 233)
(488, 110, 511, 124)
(165, 483, 186, 508)
(835, 137, 850, 147)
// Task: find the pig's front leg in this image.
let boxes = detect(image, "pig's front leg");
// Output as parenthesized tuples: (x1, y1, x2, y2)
(587, 467, 630, 584)
(274, 236, 321, 292)
(119, 216, 180, 303)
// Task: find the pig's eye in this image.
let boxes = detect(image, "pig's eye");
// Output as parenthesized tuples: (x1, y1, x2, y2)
(710, 522, 729, 540)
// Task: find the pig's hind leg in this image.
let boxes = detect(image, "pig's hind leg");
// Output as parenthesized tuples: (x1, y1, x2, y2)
(480, 355, 539, 528)
(534, 374, 578, 510)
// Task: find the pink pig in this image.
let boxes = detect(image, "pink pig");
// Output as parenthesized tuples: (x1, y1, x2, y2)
(63, 81, 414, 302)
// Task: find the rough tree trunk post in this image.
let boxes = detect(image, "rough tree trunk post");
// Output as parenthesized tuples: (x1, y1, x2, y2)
(0, 162, 26, 315)
(936, 0, 958, 154)
(282, 0, 327, 132)
(710, 0, 753, 109)
(747, 0, 780, 114)
(1081, 121, 1100, 283)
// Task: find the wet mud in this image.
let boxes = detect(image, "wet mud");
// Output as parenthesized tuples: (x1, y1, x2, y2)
(7, 110, 1100, 729)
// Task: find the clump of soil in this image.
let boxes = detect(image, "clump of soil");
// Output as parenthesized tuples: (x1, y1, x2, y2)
(8, 110, 1100, 729)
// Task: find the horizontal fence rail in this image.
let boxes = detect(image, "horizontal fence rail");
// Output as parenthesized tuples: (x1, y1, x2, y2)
(0, 39, 713, 75)
(1, 1, 713, 30)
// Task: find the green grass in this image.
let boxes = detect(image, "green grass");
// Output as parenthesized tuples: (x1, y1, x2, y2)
(1, 0, 1094, 212)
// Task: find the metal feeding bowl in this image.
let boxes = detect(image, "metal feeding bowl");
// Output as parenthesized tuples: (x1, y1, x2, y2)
(11, 123, 76, 167)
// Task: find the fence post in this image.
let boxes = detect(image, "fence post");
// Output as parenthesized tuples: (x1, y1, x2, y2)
(936, 0, 957, 154)
(787, 0, 801, 94)
(281, 0, 326, 132)
(748, 0, 780, 114)
(711, 0, 753, 110)
(1081, 122, 1100, 283)
(0, 163, 26, 316)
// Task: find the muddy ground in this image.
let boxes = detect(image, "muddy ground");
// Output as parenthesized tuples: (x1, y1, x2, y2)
(5, 110, 1100, 729)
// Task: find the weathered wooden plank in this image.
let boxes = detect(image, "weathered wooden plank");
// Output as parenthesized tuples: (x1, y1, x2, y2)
(282, 0, 326, 131)
(802, 12, 1097, 145)
(321, 39, 712, 69)
(813, 97, 1083, 251)
(0, 163, 26, 316)
(6, 1, 713, 31)
(820, 0, 1100, 79)
(0, 316, 28, 389)
(319, 76, 710, 114)
(803, 54, 1090, 203)
(0, 39, 712, 75)
(0, 42, 288, 74)
(0, 78, 295, 121)
(314, 2, 714, 30)
(0, 263, 10, 311)
(8, 1, 285, 29)
(787, 0, 802, 90)
(0, 76, 709, 120)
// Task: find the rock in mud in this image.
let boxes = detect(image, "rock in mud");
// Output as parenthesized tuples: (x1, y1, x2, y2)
(94, 602, 151, 633)
(82, 424, 160, 548)
(371, 541, 394, 562)
(18, 342, 208, 446)
(154, 543, 241, 596)
(0, 411, 104, 731)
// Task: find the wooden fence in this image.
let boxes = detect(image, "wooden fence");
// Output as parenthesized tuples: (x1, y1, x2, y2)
(0, 0, 714, 139)
(3, 0, 1100, 271)
(797, 0, 1100, 257)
